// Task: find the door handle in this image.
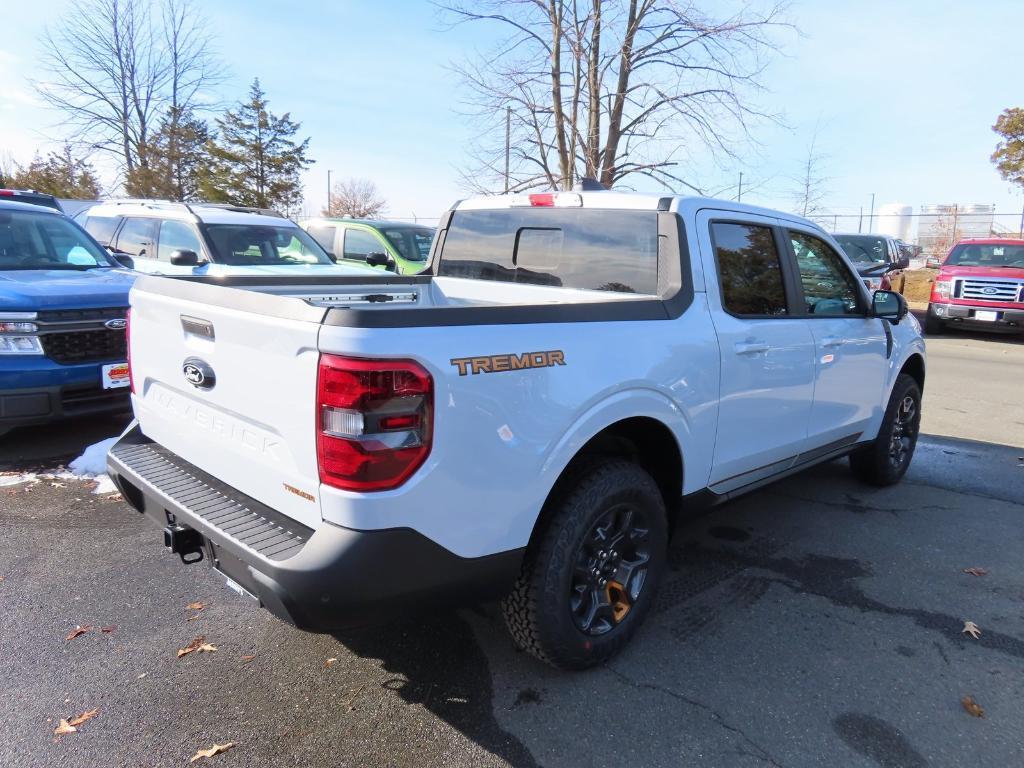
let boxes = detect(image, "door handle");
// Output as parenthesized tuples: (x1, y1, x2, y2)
(821, 337, 845, 348)
(734, 341, 770, 355)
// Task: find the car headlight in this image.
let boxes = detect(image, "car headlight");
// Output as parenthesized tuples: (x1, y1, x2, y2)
(0, 336, 44, 355)
(934, 279, 952, 299)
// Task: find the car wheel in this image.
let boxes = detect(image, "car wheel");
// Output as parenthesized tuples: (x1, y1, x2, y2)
(502, 459, 667, 670)
(923, 305, 945, 335)
(849, 374, 922, 487)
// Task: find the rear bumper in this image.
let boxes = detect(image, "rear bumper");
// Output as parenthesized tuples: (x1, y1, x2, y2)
(930, 302, 1024, 328)
(106, 425, 523, 632)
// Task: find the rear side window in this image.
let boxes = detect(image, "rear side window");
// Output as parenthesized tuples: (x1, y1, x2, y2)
(115, 217, 157, 257)
(711, 222, 788, 316)
(437, 209, 658, 293)
(84, 215, 120, 244)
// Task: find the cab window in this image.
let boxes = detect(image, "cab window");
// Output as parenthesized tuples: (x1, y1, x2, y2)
(343, 228, 383, 261)
(115, 217, 157, 257)
(711, 222, 789, 316)
(157, 220, 203, 262)
(789, 231, 863, 316)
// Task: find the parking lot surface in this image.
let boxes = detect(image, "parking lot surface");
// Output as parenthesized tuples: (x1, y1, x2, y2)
(2, 330, 1022, 767)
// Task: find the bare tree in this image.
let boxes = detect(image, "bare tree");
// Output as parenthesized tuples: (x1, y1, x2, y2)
(324, 178, 387, 218)
(33, 0, 223, 193)
(790, 127, 830, 219)
(444, 0, 789, 193)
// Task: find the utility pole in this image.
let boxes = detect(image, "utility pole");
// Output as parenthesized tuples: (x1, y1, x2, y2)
(327, 169, 333, 215)
(504, 107, 511, 194)
(737, 172, 743, 202)
(858, 206, 864, 233)
(1019, 202, 1023, 237)
(868, 192, 875, 232)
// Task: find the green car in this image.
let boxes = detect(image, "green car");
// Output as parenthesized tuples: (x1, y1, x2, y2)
(300, 218, 436, 275)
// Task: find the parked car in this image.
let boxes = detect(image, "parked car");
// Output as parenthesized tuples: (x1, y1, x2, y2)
(833, 233, 910, 294)
(75, 200, 380, 277)
(108, 190, 925, 670)
(300, 217, 435, 274)
(925, 238, 1024, 334)
(0, 188, 64, 213)
(0, 199, 135, 437)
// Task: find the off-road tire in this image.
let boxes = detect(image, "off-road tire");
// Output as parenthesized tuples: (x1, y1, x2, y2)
(849, 374, 922, 486)
(502, 459, 667, 670)
(923, 305, 945, 335)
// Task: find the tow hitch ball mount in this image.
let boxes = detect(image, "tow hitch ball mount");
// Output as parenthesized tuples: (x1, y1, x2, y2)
(163, 524, 204, 564)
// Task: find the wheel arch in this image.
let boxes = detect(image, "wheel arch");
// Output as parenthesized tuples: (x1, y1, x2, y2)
(530, 415, 685, 552)
(899, 352, 926, 392)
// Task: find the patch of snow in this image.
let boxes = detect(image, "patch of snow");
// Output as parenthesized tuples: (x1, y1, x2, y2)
(68, 436, 120, 495)
(1, 472, 38, 487)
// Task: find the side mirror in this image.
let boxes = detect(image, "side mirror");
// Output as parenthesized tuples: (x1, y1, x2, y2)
(365, 251, 394, 270)
(169, 249, 200, 267)
(872, 290, 908, 324)
(113, 254, 135, 270)
(890, 254, 910, 271)
(926, 256, 942, 269)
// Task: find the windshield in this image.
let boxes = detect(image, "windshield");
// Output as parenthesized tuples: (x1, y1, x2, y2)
(381, 226, 435, 262)
(945, 243, 1024, 268)
(0, 209, 114, 270)
(833, 235, 888, 266)
(204, 224, 333, 266)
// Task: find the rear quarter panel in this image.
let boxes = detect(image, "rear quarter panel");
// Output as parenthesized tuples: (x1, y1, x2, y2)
(316, 300, 720, 558)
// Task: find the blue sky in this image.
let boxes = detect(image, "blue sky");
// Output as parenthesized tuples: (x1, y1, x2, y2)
(2, 0, 1022, 230)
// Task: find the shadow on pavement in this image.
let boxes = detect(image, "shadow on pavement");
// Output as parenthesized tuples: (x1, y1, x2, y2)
(334, 611, 540, 768)
(0, 413, 130, 471)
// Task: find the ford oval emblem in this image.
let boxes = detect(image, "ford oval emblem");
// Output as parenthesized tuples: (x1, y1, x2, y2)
(182, 357, 216, 390)
(105, 318, 128, 330)
(981, 287, 997, 295)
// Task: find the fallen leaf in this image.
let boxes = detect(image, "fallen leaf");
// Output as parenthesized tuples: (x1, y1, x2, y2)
(66, 625, 92, 641)
(962, 695, 985, 718)
(101, 626, 117, 634)
(68, 709, 99, 727)
(963, 620, 982, 639)
(53, 719, 77, 736)
(137, 673, 148, 679)
(177, 635, 206, 657)
(186, 614, 202, 622)
(197, 643, 218, 653)
(962, 567, 988, 577)
(185, 601, 207, 611)
(324, 657, 338, 668)
(190, 742, 236, 762)
(241, 655, 256, 663)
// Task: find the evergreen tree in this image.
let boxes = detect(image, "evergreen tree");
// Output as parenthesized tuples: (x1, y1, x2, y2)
(992, 108, 1024, 190)
(10, 145, 101, 198)
(199, 79, 312, 211)
(125, 107, 210, 200)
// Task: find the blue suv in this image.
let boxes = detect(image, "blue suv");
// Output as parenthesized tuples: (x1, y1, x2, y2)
(0, 199, 136, 437)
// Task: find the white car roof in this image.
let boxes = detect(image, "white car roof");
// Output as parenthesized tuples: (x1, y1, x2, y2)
(80, 200, 293, 227)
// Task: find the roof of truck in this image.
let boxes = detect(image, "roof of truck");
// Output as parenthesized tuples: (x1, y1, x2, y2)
(454, 190, 822, 229)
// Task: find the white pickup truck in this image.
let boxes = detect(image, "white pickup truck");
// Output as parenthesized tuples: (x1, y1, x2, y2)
(108, 190, 926, 669)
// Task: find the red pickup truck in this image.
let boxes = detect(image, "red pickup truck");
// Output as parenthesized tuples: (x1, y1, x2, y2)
(925, 238, 1024, 334)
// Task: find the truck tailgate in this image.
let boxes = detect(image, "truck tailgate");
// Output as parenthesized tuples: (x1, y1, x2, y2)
(129, 280, 324, 529)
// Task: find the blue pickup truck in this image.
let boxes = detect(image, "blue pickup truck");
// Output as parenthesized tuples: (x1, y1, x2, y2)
(0, 199, 136, 437)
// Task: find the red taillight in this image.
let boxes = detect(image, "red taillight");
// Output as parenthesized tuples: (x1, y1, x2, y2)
(529, 193, 555, 207)
(126, 308, 135, 394)
(316, 355, 433, 492)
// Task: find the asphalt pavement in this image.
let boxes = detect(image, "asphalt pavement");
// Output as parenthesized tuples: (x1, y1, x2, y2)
(1, 329, 1022, 767)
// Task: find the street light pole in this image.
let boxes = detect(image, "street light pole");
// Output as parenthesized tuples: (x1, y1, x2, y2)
(868, 192, 875, 233)
(327, 169, 333, 215)
(737, 172, 743, 202)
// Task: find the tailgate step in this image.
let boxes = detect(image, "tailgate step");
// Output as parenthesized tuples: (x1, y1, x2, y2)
(110, 436, 313, 561)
